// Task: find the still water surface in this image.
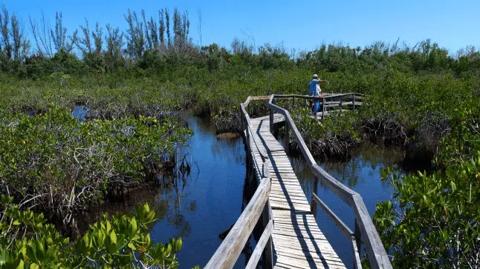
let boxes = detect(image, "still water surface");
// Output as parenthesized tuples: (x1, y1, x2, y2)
(291, 144, 404, 267)
(149, 116, 248, 268)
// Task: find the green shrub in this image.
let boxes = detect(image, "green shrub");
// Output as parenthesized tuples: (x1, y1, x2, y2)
(0, 195, 181, 268)
(375, 153, 480, 268)
(0, 107, 190, 230)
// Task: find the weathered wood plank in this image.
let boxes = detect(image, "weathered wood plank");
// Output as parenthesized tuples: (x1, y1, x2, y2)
(248, 114, 346, 268)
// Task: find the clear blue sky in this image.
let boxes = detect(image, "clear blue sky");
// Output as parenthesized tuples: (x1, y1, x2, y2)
(1, 0, 479, 54)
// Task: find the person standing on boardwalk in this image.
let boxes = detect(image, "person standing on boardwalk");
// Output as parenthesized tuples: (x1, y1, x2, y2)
(308, 74, 327, 114)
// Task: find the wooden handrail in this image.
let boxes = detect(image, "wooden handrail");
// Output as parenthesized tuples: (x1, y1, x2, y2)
(268, 94, 392, 269)
(204, 178, 271, 269)
(313, 193, 362, 269)
(245, 219, 274, 269)
(205, 95, 273, 269)
(313, 193, 353, 238)
(241, 102, 268, 161)
(273, 93, 364, 100)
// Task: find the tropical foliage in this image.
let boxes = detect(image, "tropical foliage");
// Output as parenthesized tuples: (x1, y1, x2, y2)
(0, 195, 182, 268)
(0, 107, 190, 234)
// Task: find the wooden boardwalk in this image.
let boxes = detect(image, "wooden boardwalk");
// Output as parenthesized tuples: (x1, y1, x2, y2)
(248, 116, 345, 268)
(206, 93, 391, 269)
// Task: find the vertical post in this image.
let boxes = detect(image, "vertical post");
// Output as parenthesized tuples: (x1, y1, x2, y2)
(244, 114, 250, 142)
(269, 109, 274, 133)
(283, 122, 289, 153)
(354, 219, 362, 260)
(311, 196, 317, 218)
(270, 97, 275, 133)
(322, 96, 326, 120)
(312, 176, 319, 215)
(353, 94, 356, 110)
(340, 96, 343, 113)
(262, 200, 274, 269)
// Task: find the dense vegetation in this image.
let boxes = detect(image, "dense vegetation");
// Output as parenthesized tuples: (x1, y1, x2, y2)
(0, 196, 182, 268)
(0, 107, 190, 234)
(0, 6, 479, 268)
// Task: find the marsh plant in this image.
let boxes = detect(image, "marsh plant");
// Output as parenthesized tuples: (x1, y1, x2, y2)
(0, 106, 190, 234)
(0, 196, 182, 268)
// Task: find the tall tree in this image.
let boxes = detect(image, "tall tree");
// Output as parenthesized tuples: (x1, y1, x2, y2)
(165, 9, 171, 48)
(125, 9, 145, 59)
(50, 12, 75, 53)
(30, 13, 53, 56)
(159, 9, 165, 48)
(92, 23, 103, 55)
(0, 7, 11, 59)
(10, 13, 29, 60)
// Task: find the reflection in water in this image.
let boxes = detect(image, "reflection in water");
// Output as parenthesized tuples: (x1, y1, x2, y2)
(81, 115, 247, 269)
(150, 116, 247, 269)
(291, 142, 405, 268)
(72, 105, 88, 121)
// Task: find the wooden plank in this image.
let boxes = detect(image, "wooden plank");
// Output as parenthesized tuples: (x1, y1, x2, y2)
(271, 209, 344, 268)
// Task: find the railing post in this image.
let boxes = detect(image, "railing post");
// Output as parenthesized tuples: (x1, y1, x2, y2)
(262, 200, 274, 269)
(245, 120, 250, 143)
(353, 94, 356, 110)
(311, 196, 317, 218)
(340, 96, 343, 114)
(283, 122, 289, 153)
(322, 96, 326, 120)
(269, 109, 273, 133)
(354, 219, 362, 261)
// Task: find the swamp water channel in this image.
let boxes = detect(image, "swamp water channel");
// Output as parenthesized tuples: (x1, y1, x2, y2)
(74, 106, 408, 268)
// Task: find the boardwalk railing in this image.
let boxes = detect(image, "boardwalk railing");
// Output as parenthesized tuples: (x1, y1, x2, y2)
(205, 96, 273, 269)
(206, 93, 391, 269)
(272, 92, 363, 120)
(268, 93, 392, 269)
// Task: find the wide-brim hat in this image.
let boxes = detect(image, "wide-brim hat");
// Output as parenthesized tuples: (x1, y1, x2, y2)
(312, 74, 319, 79)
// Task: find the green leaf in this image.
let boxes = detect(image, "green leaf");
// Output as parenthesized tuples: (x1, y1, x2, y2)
(110, 230, 117, 245)
(16, 260, 24, 269)
(127, 242, 136, 250)
(129, 218, 138, 235)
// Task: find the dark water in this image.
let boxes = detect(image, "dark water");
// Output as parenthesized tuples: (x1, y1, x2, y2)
(71, 106, 249, 268)
(148, 116, 248, 268)
(72, 105, 88, 121)
(290, 143, 404, 267)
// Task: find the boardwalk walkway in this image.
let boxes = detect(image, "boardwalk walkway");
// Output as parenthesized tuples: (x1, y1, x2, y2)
(249, 116, 345, 268)
(205, 94, 391, 269)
